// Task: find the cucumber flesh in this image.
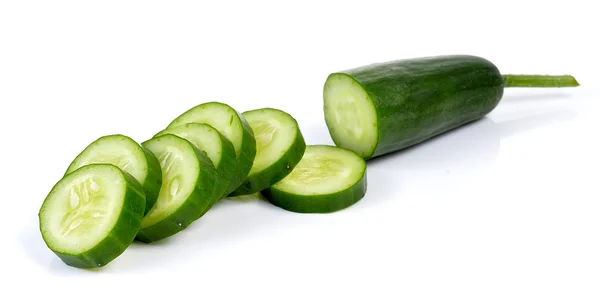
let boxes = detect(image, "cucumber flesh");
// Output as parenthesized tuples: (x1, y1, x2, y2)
(166, 102, 256, 196)
(323, 74, 378, 159)
(229, 108, 305, 196)
(136, 134, 217, 243)
(261, 145, 367, 213)
(154, 123, 237, 201)
(65, 134, 162, 216)
(39, 164, 146, 268)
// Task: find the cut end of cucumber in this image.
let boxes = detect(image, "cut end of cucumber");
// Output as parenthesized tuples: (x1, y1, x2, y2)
(39, 164, 126, 254)
(324, 73, 378, 159)
(167, 102, 244, 158)
(66, 134, 148, 184)
(140, 135, 200, 229)
(272, 145, 366, 195)
(244, 108, 299, 176)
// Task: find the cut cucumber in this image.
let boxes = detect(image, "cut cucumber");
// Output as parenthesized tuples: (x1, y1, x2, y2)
(323, 55, 505, 160)
(65, 134, 162, 216)
(261, 145, 367, 213)
(229, 108, 306, 196)
(154, 123, 236, 201)
(136, 134, 217, 243)
(324, 55, 579, 160)
(39, 164, 146, 268)
(166, 102, 256, 196)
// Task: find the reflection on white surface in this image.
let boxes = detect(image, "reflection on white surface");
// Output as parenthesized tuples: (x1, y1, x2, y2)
(369, 109, 578, 172)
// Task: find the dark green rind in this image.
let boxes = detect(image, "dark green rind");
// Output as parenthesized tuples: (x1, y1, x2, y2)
(224, 110, 256, 196)
(140, 146, 162, 215)
(135, 136, 217, 243)
(326, 54, 505, 159)
(260, 172, 367, 214)
(209, 131, 237, 200)
(154, 124, 237, 202)
(229, 111, 307, 196)
(40, 164, 146, 269)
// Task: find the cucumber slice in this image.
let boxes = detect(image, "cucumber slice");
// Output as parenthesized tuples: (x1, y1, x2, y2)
(39, 164, 146, 268)
(229, 108, 306, 196)
(154, 123, 236, 201)
(136, 134, 217, 243)
(166, 102, 256, 196)
(65, 134, 162, 216)
(261, 145, 367, 213)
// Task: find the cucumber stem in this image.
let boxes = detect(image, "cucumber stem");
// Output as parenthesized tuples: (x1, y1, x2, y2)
(503, 74, 580, 87)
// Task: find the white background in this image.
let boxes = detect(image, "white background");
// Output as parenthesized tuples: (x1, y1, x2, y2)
(1, 0, 598, 306)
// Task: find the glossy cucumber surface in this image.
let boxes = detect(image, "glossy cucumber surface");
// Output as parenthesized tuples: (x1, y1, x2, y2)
(324, 55, 504, 159)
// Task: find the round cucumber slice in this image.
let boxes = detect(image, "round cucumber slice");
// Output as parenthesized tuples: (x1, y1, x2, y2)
(65, 134, 162, 216)
(39, 164, 146, 268)
(229, 108, 306, 196)
(166, 102, 256, 196)
(261, 145, 367, 213)
(136, 134, 217, 243)
(154, 123, 236, 202)
(323, 74, 379, 159)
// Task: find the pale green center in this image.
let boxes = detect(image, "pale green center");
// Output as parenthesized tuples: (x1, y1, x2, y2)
(40, 165, 125, 254)
(244, 109, 298, 176)
(324, 74, 378, 158)
(60, 177, 109, 238)
(286, 154, 351, 184)
(140, 140, 199, 229)
(273, 146, 365, 195)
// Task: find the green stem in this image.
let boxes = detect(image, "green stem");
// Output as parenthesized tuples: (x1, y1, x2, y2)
(503, 74, 580, 87)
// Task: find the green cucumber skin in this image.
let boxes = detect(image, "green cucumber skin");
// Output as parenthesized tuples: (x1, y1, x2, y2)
(135, 140, 218, 243)
(207, 130, 237, 201)
(229, 114, 306, 196)
(224, 111, 257, 196)
(43, 165, 146, 269)
(140, 146, 162, 215)
(260, 173, 367, 214)
(328, 54, 505, 159)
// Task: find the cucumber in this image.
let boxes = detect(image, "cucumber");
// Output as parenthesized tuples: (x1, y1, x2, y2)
(166, 102, 256, 196)
(136, 134, 217, 243)
(261, 145, 367, 213)
(39, 164, 146, 268)
(65, 134, 162, 216)
(154, 123, 236, 201)
(323, 54, 580, 160)
(229, 108, 306, 196)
